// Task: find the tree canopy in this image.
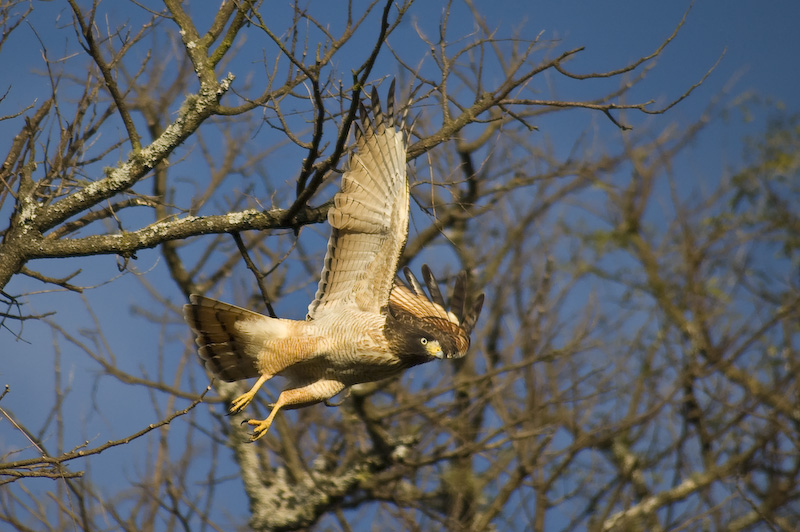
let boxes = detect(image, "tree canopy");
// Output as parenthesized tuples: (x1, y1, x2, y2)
(1, 1, 797, 531)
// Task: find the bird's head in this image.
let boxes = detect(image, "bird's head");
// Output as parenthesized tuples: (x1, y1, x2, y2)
(385, 264, 484, 366)
(384, 309, 462, 366)
(418, 336, 443, 359)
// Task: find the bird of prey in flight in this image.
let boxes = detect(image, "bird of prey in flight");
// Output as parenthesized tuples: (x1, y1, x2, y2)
(184, 82, 483, 441)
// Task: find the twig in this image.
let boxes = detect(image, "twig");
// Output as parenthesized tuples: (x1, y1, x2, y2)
(230, 232, 276, 317)
(0, 384, 212, 484)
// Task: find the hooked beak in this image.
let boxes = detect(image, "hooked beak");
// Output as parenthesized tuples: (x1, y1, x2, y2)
(425, 340, 444, 359)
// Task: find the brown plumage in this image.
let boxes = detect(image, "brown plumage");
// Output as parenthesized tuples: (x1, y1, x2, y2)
(184, 82, 483, 440)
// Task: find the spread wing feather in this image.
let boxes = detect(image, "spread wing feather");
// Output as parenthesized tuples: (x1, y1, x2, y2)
(308, 82, 409, 318)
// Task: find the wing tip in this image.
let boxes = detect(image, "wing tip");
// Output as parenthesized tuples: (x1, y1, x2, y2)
(396, 263, 484, 336)
(357, 80, 406, 142)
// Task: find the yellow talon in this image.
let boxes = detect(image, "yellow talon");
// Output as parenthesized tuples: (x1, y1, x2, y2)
(247, 418, 274, 441)
(228, 374, 269, 415)
(245, 400, 284, 441)
(229, 391, 255, 415)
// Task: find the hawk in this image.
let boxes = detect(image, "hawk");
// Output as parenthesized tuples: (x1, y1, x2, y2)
(184, 83, 484, 441)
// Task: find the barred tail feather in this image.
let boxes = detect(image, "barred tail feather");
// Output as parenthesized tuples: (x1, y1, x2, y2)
(183, 295, 271, 381)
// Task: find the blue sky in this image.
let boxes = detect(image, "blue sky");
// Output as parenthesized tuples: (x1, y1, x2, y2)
(1, 0, 799, 529)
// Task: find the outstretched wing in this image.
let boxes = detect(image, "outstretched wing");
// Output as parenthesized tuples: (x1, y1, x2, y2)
(389, 265, 485, 358)
(307, 82, 409, 318)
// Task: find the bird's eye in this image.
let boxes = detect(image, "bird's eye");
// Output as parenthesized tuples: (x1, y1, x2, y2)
(420, 338, 428, 345)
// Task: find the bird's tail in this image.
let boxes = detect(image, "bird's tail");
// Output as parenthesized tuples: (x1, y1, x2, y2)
(184, 295, 270, 382)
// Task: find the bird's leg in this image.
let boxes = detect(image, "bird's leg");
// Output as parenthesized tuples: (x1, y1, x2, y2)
(247, 379, 346, 441)
(229, 374, 270, 415)
(324, 387, 350, 407)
